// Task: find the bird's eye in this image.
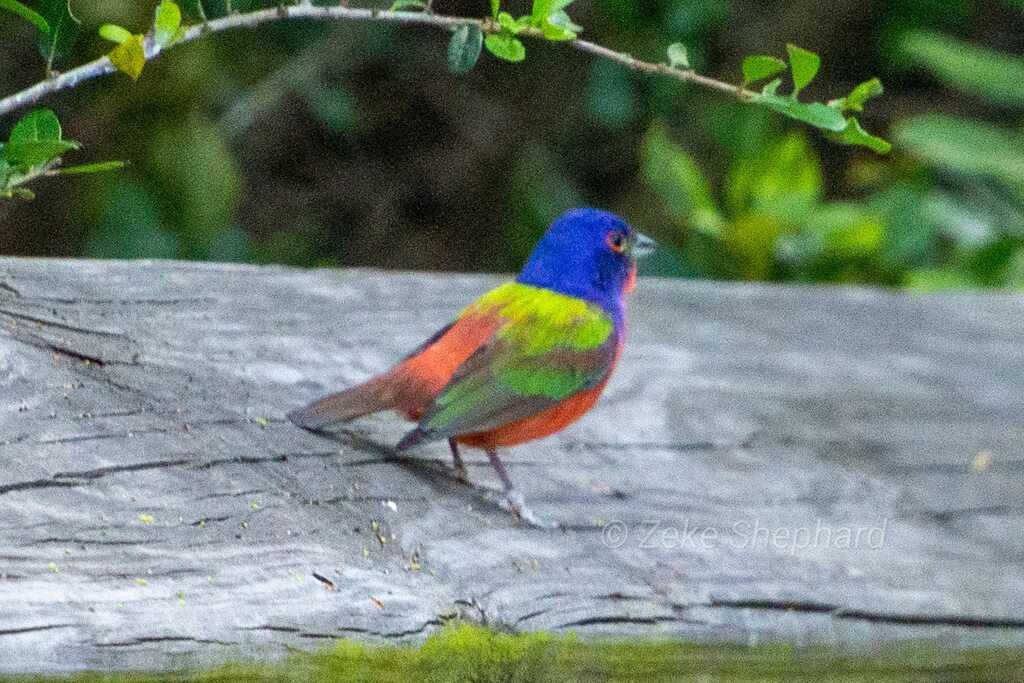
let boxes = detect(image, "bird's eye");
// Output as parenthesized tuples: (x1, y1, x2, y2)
(606, 231, 628, 254)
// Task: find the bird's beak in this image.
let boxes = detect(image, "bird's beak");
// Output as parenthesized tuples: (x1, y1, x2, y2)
(633, 232, 657, 258)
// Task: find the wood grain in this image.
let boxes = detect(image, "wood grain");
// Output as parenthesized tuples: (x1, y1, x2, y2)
(0, 258, 1021, 673)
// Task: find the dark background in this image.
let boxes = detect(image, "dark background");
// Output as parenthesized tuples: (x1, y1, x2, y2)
(1, 0, 1023, 288)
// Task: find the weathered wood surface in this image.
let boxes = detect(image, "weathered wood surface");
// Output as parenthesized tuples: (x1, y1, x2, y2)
(0, 258, 1022, 673)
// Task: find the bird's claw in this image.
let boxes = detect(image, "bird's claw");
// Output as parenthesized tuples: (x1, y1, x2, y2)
(505, 489, 560, 529)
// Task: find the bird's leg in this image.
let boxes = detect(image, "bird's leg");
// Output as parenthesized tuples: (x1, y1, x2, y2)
(448, 439, 468, 482)
(486, 449, 558, 529)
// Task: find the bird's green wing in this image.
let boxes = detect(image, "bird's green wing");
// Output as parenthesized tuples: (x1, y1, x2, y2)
(411, 282, 618, 442)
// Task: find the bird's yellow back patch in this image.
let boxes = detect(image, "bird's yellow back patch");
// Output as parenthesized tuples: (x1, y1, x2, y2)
(463, 282, 613, 354)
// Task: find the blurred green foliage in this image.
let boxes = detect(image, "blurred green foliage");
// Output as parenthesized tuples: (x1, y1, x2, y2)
(0, 0, 1022, 290)
(6, 623, 1024, 681)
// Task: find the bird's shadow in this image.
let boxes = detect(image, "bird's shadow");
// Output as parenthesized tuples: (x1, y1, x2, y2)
(313, 428, 526, 521)
(309, 427, 595, 531)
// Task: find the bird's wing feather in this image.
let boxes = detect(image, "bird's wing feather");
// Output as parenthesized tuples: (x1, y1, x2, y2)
(400, 321, 454, 362)
(411, 283, 617, 442)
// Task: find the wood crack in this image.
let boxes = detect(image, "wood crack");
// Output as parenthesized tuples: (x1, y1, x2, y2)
(24, 537, 144, 547)
(16, 296, 214, 306)
(244, 620, 442, 640)
(0, 624, 80, 636)
(919, 505, 1024, 523)
(37, 418, 285, 447)
(556, 615, 705, 629)
(0, 307, 126, 339)
(706, 599, 1024, 629)
(832, 609, 1024, 629)
(0, 281, 22, 298)
(1, 327, 110, 366)
(2, 447, 351, 497)
(0, 479, 83, 495)
(53, 458, 193, 480)
(95, 636, 237, 648)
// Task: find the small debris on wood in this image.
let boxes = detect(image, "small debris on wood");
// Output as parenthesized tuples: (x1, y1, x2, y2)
(973, 450, 993, 473)
(312, 572, 337, 591)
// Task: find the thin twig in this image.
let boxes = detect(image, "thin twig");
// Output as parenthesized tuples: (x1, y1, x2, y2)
(0, 5, 754, 119)
(571, 38, 750, 99)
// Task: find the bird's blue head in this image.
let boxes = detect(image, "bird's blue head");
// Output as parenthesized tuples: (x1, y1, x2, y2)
(517, 208, 655, 317)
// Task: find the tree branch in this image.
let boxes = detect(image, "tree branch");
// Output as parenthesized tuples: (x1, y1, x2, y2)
(0, 4, 754, 120)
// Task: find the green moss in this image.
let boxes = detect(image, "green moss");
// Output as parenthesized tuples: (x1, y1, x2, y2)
(5, 624, 1023, 682)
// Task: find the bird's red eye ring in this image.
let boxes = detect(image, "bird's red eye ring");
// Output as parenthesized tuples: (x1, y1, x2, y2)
(606, 231, 628, 254)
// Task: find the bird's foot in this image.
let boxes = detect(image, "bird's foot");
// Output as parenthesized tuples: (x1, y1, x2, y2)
(503, 489, 560, 530)
(452, 463, 469, 484)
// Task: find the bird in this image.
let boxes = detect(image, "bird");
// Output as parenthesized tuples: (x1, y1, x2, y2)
(288, 208, 655, 526)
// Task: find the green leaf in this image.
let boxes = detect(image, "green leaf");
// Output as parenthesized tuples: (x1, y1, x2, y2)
(0, 153, 10, 190)
(50, 160, 128, 175)
(786, 43, 820, 96)
(0, 0, 50, 33)
(530, 0, 577, 39)
(4, 140, 79, 168)
(894, 113, 1024, 187)
(666, 43, 689, 69)
(741, 55, 787, 87)
(832, 77, 883, 113)
(37, 0, 80, 70)
(905, 268, 977, 291)
(389, 0, 426, 10)
(531, 0, 553, 22)
(146, 121, 241, 257)
(484, 33, 526, 62)
(183, 0, 206, 21)
(108, 34, 147, 80)
(8, 108, 63, 144)
(540, 21, 575, 40)
(754, 91, 847, 132)
(154, 0, 183, 49)
(8, 187, 36, 200)
(99, 23, 132, 44)
(642, 124, 722, 237)
(4, 109, 80, 170)
(801, 203, 884, 260)
(490, 0, 500, 19)
(84, 180, 179, 258)
(830, 117, 892, 154)
(725, 132, 822, 217)
(447, 24, 483, 74)
(497, 11, 531, 34)
(531, 0, 573, 24)
(548, 9, 581, 33)
(900, 30, 1024, 109)
(5, 108, 80, 170)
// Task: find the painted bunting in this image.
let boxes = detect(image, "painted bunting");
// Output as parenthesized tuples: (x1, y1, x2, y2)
(288, 208, 654, 526)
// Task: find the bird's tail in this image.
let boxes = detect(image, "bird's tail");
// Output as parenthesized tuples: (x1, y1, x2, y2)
(288, 375, 397, 432)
